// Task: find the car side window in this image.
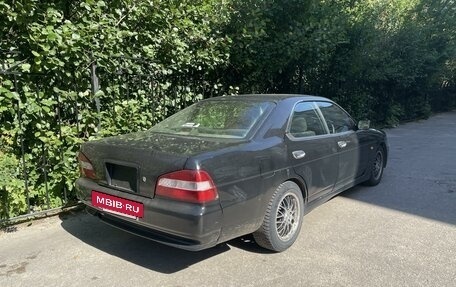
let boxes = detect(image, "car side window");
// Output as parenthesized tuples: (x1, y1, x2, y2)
(316, 101, 355, 134)
(289, 102, 327, 138)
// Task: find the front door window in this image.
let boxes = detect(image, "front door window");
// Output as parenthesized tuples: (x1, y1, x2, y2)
(316, 102, 355, 134)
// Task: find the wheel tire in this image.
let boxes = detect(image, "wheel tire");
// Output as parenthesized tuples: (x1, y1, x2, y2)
(365, 147, 385, 186)
(253, 181, 304, 252)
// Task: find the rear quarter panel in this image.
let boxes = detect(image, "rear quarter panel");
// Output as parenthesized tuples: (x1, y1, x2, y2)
(184, 137, 287, 242)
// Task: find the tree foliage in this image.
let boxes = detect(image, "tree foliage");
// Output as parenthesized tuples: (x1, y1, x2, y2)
(0, 0, 455, 218)
(225, 0, 456, 124)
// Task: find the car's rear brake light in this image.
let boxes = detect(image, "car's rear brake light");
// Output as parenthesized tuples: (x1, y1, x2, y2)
(77, 151, 97, 179)
(156, 170, 218, 203)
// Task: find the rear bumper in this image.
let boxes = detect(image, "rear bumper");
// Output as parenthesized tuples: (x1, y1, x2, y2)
(75, 177, 223, 251)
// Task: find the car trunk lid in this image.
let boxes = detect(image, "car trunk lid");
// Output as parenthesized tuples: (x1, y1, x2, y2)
(80, 131, 242, 197)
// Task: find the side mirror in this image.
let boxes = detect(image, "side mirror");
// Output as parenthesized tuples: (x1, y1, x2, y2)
(358, 120, 370, 130)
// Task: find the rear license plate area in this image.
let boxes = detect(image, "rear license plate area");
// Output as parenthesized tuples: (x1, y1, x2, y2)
(91, 190, 144, 219)
(106, 162, 138, 193)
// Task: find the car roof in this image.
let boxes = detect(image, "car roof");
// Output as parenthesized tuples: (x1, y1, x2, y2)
(205, 94, 331, 103)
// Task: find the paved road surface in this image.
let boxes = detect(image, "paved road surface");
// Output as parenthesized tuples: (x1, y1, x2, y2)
(1, 111, 455, 287)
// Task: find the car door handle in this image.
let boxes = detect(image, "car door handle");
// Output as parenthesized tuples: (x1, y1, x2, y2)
(292, 150, 306, 159)
(338, 141, 347, 148)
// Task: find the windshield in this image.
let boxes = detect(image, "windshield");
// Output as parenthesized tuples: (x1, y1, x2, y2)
(150, 99, 274, 139)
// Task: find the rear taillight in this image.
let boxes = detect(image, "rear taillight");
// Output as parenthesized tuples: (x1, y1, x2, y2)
(77, 151, 97, 179)
(156, 170, 218, 203)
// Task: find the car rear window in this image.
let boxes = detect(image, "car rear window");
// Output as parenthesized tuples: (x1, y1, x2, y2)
(150, 99, 274, 139)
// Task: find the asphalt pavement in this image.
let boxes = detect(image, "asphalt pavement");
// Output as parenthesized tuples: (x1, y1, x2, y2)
(1, 111, 455, 287)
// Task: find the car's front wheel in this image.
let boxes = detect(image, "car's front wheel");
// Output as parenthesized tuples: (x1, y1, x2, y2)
(253, 181, 304, 252)
(365, 147, 385, 186)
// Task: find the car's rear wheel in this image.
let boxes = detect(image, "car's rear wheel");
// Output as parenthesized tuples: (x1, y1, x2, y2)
(365, 147, 385, 186)
(253, 181, 304, 252)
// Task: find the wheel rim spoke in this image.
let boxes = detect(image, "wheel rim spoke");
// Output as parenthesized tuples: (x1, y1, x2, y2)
(275, 192, 301, 241)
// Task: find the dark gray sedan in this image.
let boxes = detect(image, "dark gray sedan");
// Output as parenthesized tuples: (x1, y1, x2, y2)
(76, 94, 388, 252)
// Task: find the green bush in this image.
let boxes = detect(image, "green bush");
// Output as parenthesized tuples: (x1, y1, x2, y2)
(0, 0, 231, 218)
(0, 151, 26, 219)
